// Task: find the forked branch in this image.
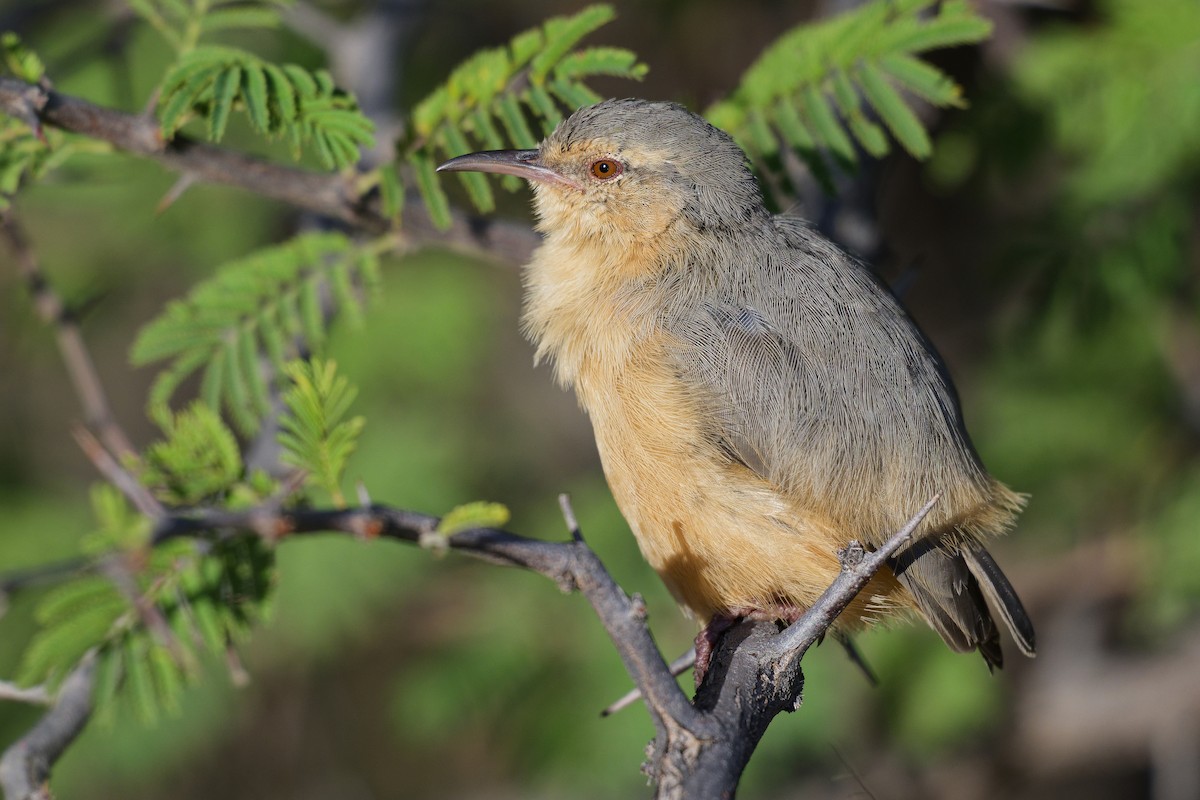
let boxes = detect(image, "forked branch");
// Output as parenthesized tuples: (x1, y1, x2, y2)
(0, 494, 936, 799)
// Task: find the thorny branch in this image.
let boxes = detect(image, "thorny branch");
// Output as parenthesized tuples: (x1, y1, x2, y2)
(0, 491, 937, 800)
(648, 496, 938, 799)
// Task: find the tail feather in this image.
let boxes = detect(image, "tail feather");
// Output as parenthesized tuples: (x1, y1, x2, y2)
(890, 537, 1033, 669)
(962, 544, 1037, 658)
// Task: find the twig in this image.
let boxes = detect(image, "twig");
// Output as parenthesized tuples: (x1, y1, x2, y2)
(831, 743, 879, 800)
(602, 647, 696, 717)
(558, 493, 582, 541)
(154, 173, 196, 214)
(0, 681, 51, 706)
(555, 495, 699, 742)
(0, 652, 97, 800)
(0, 557, 96, 598)
(70, 425, 162, 518)
(767, 493, 939, 663)
(1, 210, 136, 459)
(0, 77, 540, 265)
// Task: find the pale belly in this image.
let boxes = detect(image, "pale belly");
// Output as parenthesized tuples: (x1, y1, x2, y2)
(576, 342, 901, 625)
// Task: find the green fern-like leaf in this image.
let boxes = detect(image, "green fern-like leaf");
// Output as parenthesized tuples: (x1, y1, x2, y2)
(17, 594, 128, 689)
(705, 0, 991, 177)
(16, 575, 129, 690)
(82, 483, 151, 554)
(277, 358, 365, 506)
(103, 534, 272, 725)
(2, 31, 45, 82)
(200, 5, 283, 33)
(131, 232, 381, 433)
(375, 162, 404, 220)
(12, 430, 276, 720)
(15, 530, 276, 723)
(1013, 0, 1200, 204)
(410, 150, 451, 228)
(0, 121, 51, 207)
(157, 45, 374, 169)
(400, 4, 647, 228)
(140, 401, 243, 505)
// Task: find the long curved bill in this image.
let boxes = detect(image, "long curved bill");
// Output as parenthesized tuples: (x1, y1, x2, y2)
(436, 149, 581, 190)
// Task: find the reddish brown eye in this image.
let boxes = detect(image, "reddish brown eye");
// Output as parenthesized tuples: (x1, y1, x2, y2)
(590, 158, 622, 180)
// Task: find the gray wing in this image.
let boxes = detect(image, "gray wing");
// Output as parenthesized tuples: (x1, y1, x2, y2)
(666, 221, 984, 511)
(664, 218, 1034, 665)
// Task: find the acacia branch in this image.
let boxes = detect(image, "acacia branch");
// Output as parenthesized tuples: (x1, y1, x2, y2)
(648, 495, 938, 799)
(1, 494, 936, 798)
(0, 77, 540, 265)
(0, 494, 695, 795)
(0, 654, 97, 800)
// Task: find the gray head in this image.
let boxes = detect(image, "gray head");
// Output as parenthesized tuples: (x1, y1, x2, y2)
(439, 99, 766, 247)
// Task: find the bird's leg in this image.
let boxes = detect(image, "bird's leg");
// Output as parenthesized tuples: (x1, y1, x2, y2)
(694, 613, 740, 688)
(694, 603, 812, 689)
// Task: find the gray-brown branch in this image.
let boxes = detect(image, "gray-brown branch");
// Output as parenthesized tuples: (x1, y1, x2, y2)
(0, 76, 540, 265)
(1, 211, 135, 459)
(0, 654, 96, 800)
(2, 495, 935, 799)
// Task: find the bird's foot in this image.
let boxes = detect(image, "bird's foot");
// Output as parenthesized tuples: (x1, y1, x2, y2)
(694, 604, 811, 689)
(694, 613, 740, 689)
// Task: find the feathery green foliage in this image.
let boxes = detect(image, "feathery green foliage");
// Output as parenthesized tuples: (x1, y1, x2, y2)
(705, 0, 991, 180)
(1014, 0, 1200, 206)
(134, 399, 280, 510)
(30, 272, 373, 727)
(17, 577, 130, 690)
(17, 486, 275, 727)
(16, 396, 280, 716)
(399, 4, 646, 228)
(131, 232, 381, 434)
(278, 358, 365, 506)
(157, 45, 374, 169)
(997, 0, 1200, 324)
(103, 534, 274, 726)
(139, 402, 244, 504)
(0, 117, 74, 209)
(2, 30, 45, 82)
(131, 0, 371, 169)
(16, 403, 279, 719)
(84, 484, 152, 554)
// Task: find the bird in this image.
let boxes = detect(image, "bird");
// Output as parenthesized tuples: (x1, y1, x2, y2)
(438, 99, 1036, 682)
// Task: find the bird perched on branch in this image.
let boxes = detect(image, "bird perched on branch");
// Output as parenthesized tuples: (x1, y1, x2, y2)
(439, 99, 1035, 682)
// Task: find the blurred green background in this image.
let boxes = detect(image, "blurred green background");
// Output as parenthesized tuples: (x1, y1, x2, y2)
(2, 0, 1199, 798)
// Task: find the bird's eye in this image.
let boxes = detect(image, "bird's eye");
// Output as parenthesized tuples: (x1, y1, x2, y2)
(589, 159, 623, 180)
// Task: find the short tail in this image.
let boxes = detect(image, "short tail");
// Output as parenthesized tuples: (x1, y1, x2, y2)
(890, 539, 1035, 670)
(962, 544, 1036, 658)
